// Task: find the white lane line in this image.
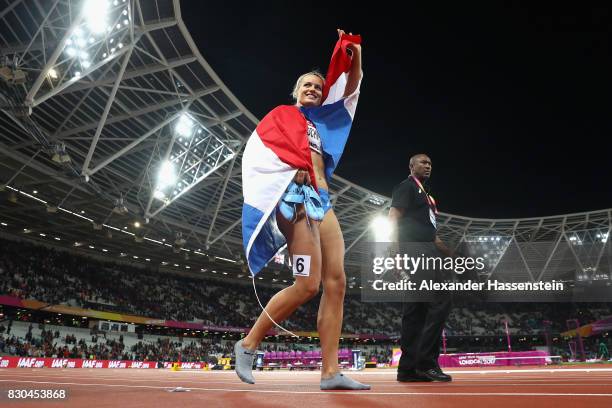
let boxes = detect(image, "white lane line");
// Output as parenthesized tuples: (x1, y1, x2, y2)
(6, 367, 612, 376)
(1, 373, 612, 387)
(4, 371, 612, 378)
(141, 368, 612, 375)
(352, 368, 612, 375)
(2, 372, 612, 382)
(40, 368, 609, 375)
(0, 379, 612, 397)
(2, 373, 612, 386)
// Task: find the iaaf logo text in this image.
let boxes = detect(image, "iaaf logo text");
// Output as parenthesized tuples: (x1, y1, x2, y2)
(51, 359, 68, 368)
(17, 358, 45, 368)
(108, 361, 127, 368)
(82, 360, 103, 368)
(130, 362, 151, 368)
(0, 359, 9, 368)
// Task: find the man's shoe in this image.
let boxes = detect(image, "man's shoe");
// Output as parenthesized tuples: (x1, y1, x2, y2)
(397, 370, 433, 382)
(415, 368, 452, 382)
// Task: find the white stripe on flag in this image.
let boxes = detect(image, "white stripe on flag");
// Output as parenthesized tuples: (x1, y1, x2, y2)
(242, 131, 296, 267)
(323, 72, 348, 106)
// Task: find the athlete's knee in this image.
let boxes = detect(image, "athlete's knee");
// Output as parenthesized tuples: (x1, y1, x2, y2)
(322, 270, 346, 297)
(302, 280, 321, 300)
(294, 278, 321, 301)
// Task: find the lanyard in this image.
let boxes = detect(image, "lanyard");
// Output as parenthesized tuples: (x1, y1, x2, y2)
(410, 175, 438, 214)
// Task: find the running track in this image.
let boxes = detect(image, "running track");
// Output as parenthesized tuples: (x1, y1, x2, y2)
(1, 365, 611, 407)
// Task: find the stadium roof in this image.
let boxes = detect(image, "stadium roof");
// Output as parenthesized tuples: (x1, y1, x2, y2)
(1, 0, 610, 286)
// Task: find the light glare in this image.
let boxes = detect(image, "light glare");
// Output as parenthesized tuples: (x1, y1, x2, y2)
(371, 215, 393, 242)
(83, 0, 109, 34)
(157, 161, 177, 188)
(175, 114, 194, 137)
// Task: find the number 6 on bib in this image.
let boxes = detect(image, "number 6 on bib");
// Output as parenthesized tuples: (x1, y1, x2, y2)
(292, 255, 311, 277)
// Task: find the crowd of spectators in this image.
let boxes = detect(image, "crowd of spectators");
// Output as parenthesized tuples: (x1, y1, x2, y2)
(0, 323, 128, 360)
(1, 238, 610, 339)
(1, 319, 609, 364)
(0, 319, 394, 363)
(0, 321, 234, 363)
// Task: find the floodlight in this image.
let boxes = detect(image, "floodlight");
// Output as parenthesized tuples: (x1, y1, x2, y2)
(370, 215, 392, 242)
(83, 0, 109, 34)
(175, 114, 194, 137)
(157, 161, 176, 188)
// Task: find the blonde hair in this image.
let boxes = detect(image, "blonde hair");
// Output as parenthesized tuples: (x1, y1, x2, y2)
(291, 71, 325, 101)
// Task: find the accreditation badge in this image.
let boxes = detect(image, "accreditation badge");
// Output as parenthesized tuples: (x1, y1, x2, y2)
(429, 208, 437, 229)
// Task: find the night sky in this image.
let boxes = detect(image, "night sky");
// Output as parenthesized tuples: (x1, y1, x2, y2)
(182, 2, 611, 218)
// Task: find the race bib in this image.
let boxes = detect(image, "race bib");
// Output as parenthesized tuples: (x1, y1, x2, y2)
(292, 255, 311, 277)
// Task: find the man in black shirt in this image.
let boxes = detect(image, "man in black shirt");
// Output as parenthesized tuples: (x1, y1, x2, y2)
(389, 153, 453, 382)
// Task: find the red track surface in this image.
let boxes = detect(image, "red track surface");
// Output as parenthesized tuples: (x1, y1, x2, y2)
(1, 365, 612, 408)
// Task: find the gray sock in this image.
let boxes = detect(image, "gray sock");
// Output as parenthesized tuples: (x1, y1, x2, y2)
(320, 373, 371, 390)
(234, 340, 255, 384)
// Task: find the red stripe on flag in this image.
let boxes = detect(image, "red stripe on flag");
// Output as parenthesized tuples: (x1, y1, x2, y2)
(322, 33, 362, 101)
(255, 105, 317, 191)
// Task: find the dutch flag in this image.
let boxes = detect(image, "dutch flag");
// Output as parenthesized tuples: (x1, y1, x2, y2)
(242, 34, 362, 275)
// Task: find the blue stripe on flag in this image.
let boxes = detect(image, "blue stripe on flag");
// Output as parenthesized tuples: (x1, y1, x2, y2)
(301, 99, 353, 180)
(242, 203, 286, 275)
